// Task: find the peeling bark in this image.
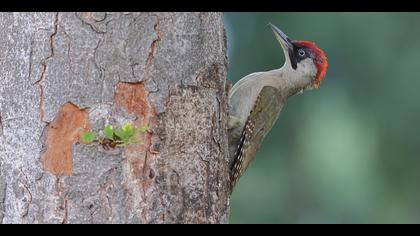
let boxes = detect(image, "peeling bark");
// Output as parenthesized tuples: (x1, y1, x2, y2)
(0, 12, 229, 224)
(41, 102, 91, 176)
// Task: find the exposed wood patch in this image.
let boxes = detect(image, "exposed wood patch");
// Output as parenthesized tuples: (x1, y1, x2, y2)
(114, 82, 156, 174)
(42, 102, 91, 176)
(114, 82, 157, 221)
(115, 83, 154, 123)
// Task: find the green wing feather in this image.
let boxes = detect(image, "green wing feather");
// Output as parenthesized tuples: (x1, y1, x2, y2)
(230, 86, 285, 191)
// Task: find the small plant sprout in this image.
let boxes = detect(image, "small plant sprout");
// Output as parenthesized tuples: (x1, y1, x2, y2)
(103, 124, 114, 140)
(82, 131, 96, 143)
(81, 122, 151, 150)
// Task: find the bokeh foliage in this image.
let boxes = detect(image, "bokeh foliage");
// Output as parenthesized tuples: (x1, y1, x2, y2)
(225, 12, 420, 224)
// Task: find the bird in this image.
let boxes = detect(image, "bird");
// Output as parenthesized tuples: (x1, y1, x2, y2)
(228, 23, 328, 192)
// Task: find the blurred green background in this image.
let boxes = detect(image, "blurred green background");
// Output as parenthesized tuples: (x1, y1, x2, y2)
(224, 12, 420, 224)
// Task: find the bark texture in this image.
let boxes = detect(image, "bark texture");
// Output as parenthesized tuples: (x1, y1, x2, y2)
(0, 12, 229, 224)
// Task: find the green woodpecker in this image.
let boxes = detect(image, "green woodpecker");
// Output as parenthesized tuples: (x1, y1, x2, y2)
(228, 23, 328, 191)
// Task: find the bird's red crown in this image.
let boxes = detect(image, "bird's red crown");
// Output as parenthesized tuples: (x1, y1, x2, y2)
(294, 41, 328, 89)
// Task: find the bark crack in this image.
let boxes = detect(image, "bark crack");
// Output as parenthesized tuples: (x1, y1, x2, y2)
(130, 62, 140, 81)
(34, 12, 59, 124)
(75, 12, 108, 34)
(28, 39, 34, 81)
(93, 38, 106, 101)
(61, 198, 68, 224)
(56, 177, 68, 224)
(144, 15, 161, 68)
(62, 29, 74, 74)
(199, 155, 211, 219)
(211, 112, 222, 154)
(93, 38, 105, 80)
(137, 14, 162, 94)
(19, 168, 33, 219)
(141, 151, 149, 206)
(104, 194, 112, 219)
(20, 182, 32, 219)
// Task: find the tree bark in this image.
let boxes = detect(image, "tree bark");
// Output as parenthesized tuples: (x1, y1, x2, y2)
(0, 12, 229, 224)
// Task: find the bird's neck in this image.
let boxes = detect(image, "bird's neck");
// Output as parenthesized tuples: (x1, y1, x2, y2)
(269, 65, 312, 98)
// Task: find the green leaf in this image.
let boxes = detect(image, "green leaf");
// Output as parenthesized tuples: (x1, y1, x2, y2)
(122, 123, 135, 137)
(115, 123, 135, 141)
(114, 128, 127, 141)
(104, 124, 114, 140)
(139, 124, 151, 133)
(82, 132, 96, 143)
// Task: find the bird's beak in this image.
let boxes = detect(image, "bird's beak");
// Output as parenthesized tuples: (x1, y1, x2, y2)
(269, 23, 293, 52)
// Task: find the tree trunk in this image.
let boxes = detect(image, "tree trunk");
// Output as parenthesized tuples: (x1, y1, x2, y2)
(0, 12, 229, 224)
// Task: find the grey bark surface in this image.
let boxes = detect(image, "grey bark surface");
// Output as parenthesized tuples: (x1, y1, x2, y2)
(0, 12, 229, 224)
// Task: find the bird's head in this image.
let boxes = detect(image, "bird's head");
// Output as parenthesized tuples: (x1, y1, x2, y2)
(269, 23, 328, 89)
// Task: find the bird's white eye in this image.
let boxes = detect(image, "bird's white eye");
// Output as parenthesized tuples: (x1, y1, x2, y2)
(298, 49, 305, 57)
